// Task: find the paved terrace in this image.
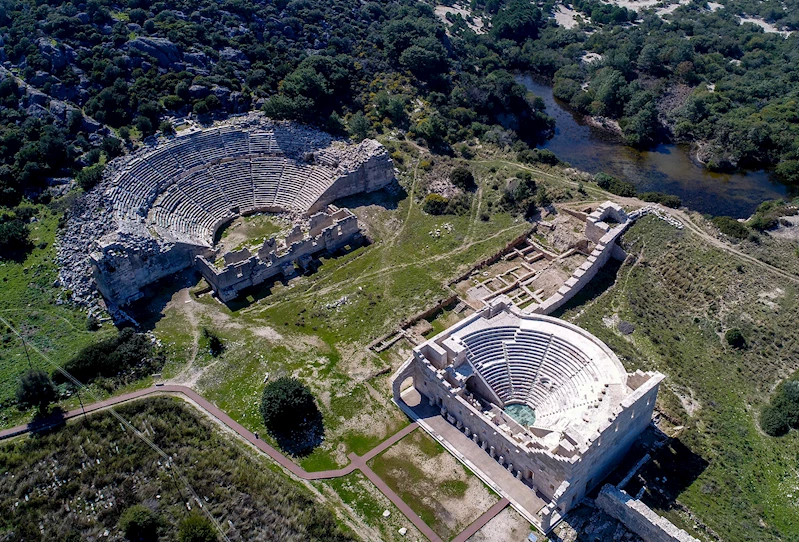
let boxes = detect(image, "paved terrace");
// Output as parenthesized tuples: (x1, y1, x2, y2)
(0, 384, 517, 542)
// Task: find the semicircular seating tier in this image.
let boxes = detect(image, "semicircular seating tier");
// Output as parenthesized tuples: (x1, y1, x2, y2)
(454, 313, 628, 425)
(103, 120, 391, 247)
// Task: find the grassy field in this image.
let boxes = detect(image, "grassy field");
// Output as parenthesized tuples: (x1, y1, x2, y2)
(0, 205, 117, 429)
(368, 429, 499, 540)
(0, 396, 355, 541)
(557, 215, 799, 542)
(316, 471, 425, 542)
(138, 152, 545, 471)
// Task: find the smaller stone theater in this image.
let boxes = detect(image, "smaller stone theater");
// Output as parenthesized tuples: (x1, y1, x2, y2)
(392, 297, 663, 532)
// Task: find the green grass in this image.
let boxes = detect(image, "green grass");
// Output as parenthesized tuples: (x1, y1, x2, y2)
(0, 206, 116, 429)
(559, 216, 799, 542)
(319, 472, 422, 541)
(143, 168, 532, 470)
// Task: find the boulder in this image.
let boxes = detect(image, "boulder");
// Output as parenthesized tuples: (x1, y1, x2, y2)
(37, 38, 67, 71)
(219, 47, 247, 64)
(184, 50, 209, 68)
(229, 91, 251, 113)
(189, 84, 209, 99)
(127, 37, 181, 68)
(26, 89, 50, 106)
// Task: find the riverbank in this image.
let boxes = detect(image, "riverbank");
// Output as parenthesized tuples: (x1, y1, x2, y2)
(519, 75, 795, 218)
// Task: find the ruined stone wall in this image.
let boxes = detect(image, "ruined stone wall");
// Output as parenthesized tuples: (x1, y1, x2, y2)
(196, 209, 361, 301)
(91, 234, 210, 306)
(596, 485, 700, 542)
(309, 140, 395, 213)
(527, 203, 631, 316)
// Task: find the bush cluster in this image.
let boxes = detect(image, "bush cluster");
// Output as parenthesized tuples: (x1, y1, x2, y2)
(594, 172, 636, 197)
(761, 381, 799, 437)
(639, 191, 682, 209)
(711, 216, 749, 240)
(55, 328, 165, 387)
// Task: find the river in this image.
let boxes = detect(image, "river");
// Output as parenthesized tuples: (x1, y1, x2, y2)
(519, 76, 796, 218)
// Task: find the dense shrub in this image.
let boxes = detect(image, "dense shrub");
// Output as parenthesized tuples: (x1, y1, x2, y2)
(639, 192, 682, 209)
(711, 216, 749, 240)
(202, 328, 224, 357)
(594, 172, 636, 197)
(178, 514, 217, 542)
(15, 369, 57, 411)
(517, 148, 559, 166)
(422, 193, 450, 215)
(0, 213, 32, 260)
(56, 328, 164, 386)
(119, 505, 159, 542)
(761, 381, 799, 437)
(260, 377, 323, 454)
(450, 166, 475, 190)
(500, 172, 538, 217)
(76, 163, 106, 191)
(725, 328, 746, 349)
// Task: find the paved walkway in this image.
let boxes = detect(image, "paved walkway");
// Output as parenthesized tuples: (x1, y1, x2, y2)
(0, 384, 503, 542)
(451, 498, 510, 542)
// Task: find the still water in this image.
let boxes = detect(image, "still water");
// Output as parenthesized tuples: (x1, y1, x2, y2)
(519, 75, 795, 218)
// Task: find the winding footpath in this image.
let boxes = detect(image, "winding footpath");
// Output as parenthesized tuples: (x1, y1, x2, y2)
(0, 384, 509, 542)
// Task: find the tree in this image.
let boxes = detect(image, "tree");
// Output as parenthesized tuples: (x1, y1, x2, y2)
(450, 166, 475, 190)
(725, 328, 746, 349)
(491, 0, 542, 42)
(76, 163, 105, 191)
(15, 369, 57, 411)
(422, 193, 449, 215)
(119, 505, 158, 542)
(158, 120, 175, 136)
(260, 377, 322, 437)
(178, 514, 217, 542)
(348, 111, 370, 142)
(0, 217, 31, 260)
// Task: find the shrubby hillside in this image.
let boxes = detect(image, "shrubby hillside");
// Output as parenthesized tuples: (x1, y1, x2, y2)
(0, 0, 557, 207)
(535, 0, 799, 175)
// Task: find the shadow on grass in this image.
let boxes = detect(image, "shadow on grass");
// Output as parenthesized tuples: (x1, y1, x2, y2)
(548, 255, 624, 319)
(269, 413, 325, 457)
(623, 438, 709, 512)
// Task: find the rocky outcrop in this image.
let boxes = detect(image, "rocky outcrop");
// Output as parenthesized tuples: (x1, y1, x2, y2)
(127, 37, 182, 68)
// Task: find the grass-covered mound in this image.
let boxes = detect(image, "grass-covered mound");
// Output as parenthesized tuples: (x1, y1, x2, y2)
(0, 397, 354, 542)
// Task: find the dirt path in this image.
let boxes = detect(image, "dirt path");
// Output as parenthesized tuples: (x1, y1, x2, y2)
(166, 289, 204, 387)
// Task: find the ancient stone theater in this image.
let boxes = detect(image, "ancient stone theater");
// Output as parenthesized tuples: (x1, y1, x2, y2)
(392, 297, 663, 532)
(59, 114, 394, 308)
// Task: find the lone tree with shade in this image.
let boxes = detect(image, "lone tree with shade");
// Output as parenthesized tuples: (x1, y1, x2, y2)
(260, 377, 323, 455)
(450, 166, 475, 190)
(178, 513, 217, 542)
(119, 505, 159, 542)
(725, 328, 746, 349)
(16, 369, 57, 412)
